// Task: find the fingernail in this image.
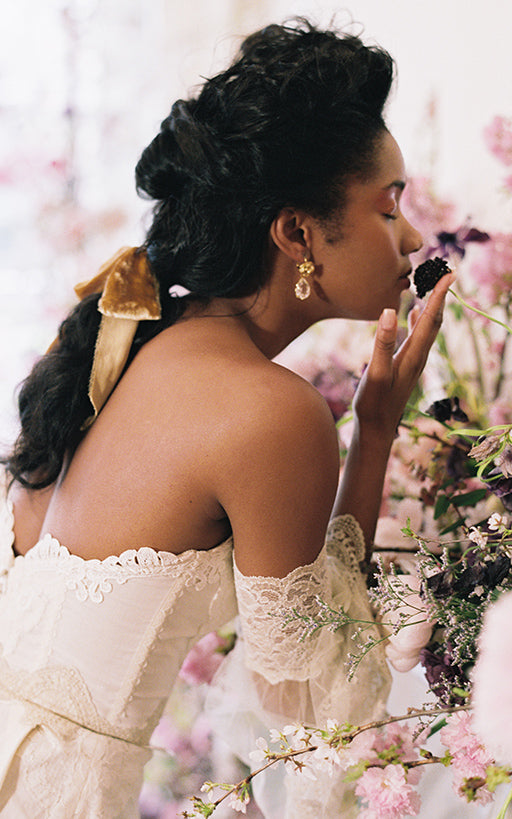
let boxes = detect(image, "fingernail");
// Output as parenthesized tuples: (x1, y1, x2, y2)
(381, 308, 396, 330)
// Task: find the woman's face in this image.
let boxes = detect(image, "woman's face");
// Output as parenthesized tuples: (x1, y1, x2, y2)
(307, 130, 423, 321)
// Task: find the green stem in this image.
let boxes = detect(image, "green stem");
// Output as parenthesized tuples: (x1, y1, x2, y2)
(496, 784, 512, 819)
(449, 288, 512, 335)
(493, 299, 512, 400)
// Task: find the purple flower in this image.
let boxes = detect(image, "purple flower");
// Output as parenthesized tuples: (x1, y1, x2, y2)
(420, 644, 466, 705)
(426, 226, 490, 261)
(426, 396, 468, 424)
(488, 474, 512, 511)
(426, 569, 455, 599)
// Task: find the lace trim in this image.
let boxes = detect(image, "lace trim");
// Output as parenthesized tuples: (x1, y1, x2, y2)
(0, 653, 152, 746)
(233, 514, 368, 684)
(17, 533, 233, 603)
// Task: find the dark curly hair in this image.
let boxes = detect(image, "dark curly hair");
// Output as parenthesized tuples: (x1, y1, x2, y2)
(4, 18, 394, 488)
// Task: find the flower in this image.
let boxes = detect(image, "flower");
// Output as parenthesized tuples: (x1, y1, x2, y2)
(228, 790, 250, 813)
(470, 233, 512, 301)
(484, 116, 512, 166)
(179, 632, 229, 686)
(356, 765, 421, 818)
(440, 712, 494, 805)
(472, 592, 512, 765)
(468, 527, 488, 548)
(487, 512, 508, 531)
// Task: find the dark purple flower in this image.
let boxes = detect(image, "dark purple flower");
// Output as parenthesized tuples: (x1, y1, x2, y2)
(426, 568, 455, 598)
(488, 475, 512, 511)
(420, 644, 466, 705)
(484, 553, 511, 588)
(427, 226, 490, 260)
(426, 396, 468, 424)
(452, 564, 486, 596)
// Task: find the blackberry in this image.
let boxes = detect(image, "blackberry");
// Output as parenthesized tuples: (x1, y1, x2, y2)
(413, 257, 452, 298)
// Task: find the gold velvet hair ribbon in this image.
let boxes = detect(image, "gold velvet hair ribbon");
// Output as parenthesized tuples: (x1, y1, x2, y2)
(73, 246, 161, 428)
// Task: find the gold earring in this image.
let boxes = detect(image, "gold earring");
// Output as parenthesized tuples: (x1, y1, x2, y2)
(294, 257, 315, 300)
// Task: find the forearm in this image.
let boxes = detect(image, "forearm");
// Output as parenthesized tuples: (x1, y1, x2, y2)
(332, 419, 394, 561)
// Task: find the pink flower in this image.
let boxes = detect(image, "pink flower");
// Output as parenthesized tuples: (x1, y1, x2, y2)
(179, 632, 229, 686)
(341, 730, 379, 770)
(470, 233, 512, 301)
(356, 764, 421, 818)
(440, 712, 494, 804)
(484, 116, 512, 166)
(473, 591, 512, 765)
(440, 711, 486, 758)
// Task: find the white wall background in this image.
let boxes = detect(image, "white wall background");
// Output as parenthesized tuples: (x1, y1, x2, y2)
(1, 0, 511, 436)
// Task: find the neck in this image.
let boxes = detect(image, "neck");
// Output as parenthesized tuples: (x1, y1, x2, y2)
(189, 254, 326, 359)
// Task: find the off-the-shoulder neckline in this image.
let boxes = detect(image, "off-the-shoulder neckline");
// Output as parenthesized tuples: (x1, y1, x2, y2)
(13, 531, 234, 567)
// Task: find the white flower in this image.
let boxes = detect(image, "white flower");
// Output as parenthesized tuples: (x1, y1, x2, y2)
(248, 736, 269, 764)
(488, 512, 508, 531)
(269, 728, 282, 743)
(311, 741, 343, 775)
(285, 759, 317, 780)
(282, 723, 301, 736)
(468, 527, 488, 547)
(282, 723, 310, 748)
(228, 791, 250, 813)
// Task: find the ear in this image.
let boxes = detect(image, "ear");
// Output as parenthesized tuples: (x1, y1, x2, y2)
(269, 208, 316, 264)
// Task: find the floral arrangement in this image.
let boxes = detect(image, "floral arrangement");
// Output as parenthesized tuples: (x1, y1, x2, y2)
(141, 115, 512, 819)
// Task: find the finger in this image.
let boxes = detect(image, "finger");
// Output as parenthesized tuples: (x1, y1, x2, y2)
(396, 272, 455, 366)
(407, 304, 421, 334)
(367, 307, 398, 381)
(421, 271, 456, 324)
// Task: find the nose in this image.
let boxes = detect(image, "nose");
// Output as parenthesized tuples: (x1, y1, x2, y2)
(402, 217, 423, 256)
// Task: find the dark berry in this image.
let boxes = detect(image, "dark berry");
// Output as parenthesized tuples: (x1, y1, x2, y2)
(414, 257, 452, 298)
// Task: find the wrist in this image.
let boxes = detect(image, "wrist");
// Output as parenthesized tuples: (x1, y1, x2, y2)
(351, 416, 396, 455)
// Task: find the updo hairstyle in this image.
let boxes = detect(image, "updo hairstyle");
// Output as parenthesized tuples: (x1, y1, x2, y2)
(135, 18, 393, 331)
(4, 18, 393, 488)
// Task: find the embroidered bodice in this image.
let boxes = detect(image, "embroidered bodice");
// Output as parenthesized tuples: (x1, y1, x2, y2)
(0, 485, 390, 818)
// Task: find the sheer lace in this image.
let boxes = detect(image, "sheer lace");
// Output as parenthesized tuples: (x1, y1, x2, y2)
(233, 515, 366, 684)
(208, 514, 391, 819)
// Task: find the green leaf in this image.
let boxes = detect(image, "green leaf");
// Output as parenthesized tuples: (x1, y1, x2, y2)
(439, 519, 465, 535)
(451, 489, 488, 507)
(434, 495, 451, 519)
(426, 718, 447, 737)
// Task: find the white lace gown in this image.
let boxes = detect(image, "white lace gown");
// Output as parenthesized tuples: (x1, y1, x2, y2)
(0, 486, 390, 818)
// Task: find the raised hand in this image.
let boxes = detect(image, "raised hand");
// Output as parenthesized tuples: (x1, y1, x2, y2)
(353, 272, 456, 440)
(334, 272, 455, 556)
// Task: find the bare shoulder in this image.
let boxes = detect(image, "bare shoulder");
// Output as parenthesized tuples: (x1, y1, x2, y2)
(215, 360, 341, 577)
(231, 359, 338, 452)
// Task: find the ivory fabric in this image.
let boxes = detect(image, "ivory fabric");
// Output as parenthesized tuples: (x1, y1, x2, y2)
(0, 484, 390, 818)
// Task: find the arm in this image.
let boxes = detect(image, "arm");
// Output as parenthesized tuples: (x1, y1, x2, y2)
(333, 273, 455, 558)
(217, 368, 340, 578)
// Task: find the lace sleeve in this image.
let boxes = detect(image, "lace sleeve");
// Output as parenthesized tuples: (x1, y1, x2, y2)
(207, 514, 391, 818)
(233, 514, 365, 685)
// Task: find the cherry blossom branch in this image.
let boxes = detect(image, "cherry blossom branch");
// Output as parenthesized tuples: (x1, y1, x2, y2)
(180, 703, 472, 818)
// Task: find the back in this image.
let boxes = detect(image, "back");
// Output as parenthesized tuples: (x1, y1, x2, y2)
(20, 313, 339, 571)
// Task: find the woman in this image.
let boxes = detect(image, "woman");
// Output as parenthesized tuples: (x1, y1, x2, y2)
(0, 19, 453, 818)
